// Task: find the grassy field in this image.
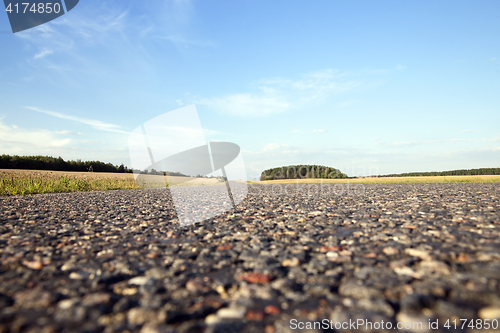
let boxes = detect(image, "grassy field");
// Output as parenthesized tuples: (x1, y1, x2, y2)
(250, 175, 500, 185)
(0, 169, 224, 196)
(2, 170, 498, 196)
(0, 169, 141, 196)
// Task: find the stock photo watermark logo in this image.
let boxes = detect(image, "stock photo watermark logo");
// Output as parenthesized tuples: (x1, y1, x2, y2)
(248, 180, 366, 198)
(128, 105, 248, 227)
(251, 165, 366, 198)
(3, 0, 79, 33)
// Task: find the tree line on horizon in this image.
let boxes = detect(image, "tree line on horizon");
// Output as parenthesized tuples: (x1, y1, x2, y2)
(0, 154, 212, 177)
(260, 165, 347, 181)
(0, 154, 133, 173)
(378, 168, 500, 177)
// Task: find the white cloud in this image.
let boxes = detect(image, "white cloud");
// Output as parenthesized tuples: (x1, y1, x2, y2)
(16, 23, 56, 38)
(337, 99, 356, 108)
(156, 35, 215, 47)
(460, 129, 482, 133)
(203, 129, 223, 136)
(33, 48, 53, 59)
(198, 93, 291, 117)
(244, 143, 308, 160)
(14, 6, 132, 82)
(16, 4, 130, 59)
(0, 120, 72, 154)
(313, 129, 325, 133)
(374, 137, 495, 147)
(55, 130, 83, 135)
(50, 9, 129, 40)
(0, 118, 133, 166)
(262, 143, 282, 152)
(378, 139, 461, 147)
(291, 129, 305, 134)
(24, 106, 128, 134)
(197, 69, 364, 117)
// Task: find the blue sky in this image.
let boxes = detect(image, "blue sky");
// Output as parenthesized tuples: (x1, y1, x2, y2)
(0, 0, 499, 179)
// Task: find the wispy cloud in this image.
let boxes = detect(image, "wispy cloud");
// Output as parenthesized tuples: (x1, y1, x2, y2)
(313, 129, 325, 133)
(24, 107, 127, 134)
(337, 99, 357, 108)
(460, 129, 482, 133)
(14, 5, 131, 82)
(33, 48, 53, 59)
(14, 1, 207, 86)
(55, 130, 83, 135)
(16, 4, 130, 56)
(197, 69, 364, 117)
(203, 129, 223, 136)
(375, 138, 465, 147)
(50, 9, 129, 40)
(0, 119, 71, 153)
(0, 119, 131, 165)
(198, 93, 291, 117)
(392, 139, 459, 147)
(259, 69, 362, 103)
(16, 23, 56, 38)
(262, 143, 283, 152)
(156, 35, 215, 47)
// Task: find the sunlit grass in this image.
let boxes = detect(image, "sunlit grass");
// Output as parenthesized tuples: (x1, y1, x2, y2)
(3, 170, 498, 196)
(0, 174, 142, 196)
(0, 169, 227, 196)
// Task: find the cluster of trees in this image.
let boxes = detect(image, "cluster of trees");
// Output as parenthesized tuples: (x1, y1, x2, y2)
(260, 165, 346, 181)
(0, 154, 131, 173)
(380, 168, 500, 177)
(195, 174, 227, 181)
(147, 169, 188, 177)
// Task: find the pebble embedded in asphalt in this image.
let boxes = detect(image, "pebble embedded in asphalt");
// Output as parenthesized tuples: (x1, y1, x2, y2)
(0, 183, 499, 332)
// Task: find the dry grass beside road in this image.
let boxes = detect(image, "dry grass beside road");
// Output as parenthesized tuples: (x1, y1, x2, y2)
(0, 169, 141, 196)
(251, 175, 500, 184)
(3, 170, 498, 196)
(0, 169, 137, 180)
(0, 169, 225, 196)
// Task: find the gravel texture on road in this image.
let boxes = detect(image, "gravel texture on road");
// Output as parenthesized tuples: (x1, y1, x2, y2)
(1, 183, 499, 333)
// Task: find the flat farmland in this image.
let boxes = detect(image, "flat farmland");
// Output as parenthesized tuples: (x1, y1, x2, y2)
(253, 175, 500, 184)
(0, 169, 222, 183)
(0, 169, 137, 181)
(0, 169, 224, 196)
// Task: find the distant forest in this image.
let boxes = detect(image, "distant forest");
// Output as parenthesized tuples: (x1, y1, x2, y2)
(0, 154, 133, 173)
(379, 168, 500, 177)
(0, 154, 202, 177)
(261, 165, 346, 181)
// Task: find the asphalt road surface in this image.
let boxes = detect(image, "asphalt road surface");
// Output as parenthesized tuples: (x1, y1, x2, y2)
(0, 183, 499, 333)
